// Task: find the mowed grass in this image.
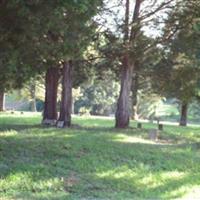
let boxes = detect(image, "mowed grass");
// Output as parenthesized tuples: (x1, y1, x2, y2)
(0, 113, 200, 199)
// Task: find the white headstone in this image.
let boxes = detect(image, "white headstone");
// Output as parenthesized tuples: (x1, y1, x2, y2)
(42, 119, 57, 126)
(57, 121, 65, 128)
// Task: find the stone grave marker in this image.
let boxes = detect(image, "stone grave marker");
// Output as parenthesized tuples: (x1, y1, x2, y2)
(148, 129, 159, 141)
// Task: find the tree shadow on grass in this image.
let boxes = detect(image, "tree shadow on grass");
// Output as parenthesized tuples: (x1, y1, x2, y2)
(0, 124, 43, 132)
(92, 168, 200, 199)
(0, 125, 200, 199)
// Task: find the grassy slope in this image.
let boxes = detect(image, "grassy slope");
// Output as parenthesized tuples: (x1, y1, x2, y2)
(0, 113, 200, 199)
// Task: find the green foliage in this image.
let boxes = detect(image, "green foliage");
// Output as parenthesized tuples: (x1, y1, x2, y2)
(78, 107, 91, 116)
(0, 1, 43, 91)
(151, 6, 200, 105)
(0, 0, 103, 92)
(75, 71, 120, 115)
(137, 90, 164, 120)
(152, 52, 200, 103)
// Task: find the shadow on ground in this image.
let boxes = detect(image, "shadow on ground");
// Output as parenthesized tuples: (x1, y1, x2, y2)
(0, 122, 200, 199)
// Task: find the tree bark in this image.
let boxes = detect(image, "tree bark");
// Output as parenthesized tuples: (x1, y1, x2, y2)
(115, 0, 141, 128)
(115, 56, 133, 128)
(131, 71, 139, 120)
(43, 67, 59, 124)
(71, 96, 74, 114)
(179, 103, 188, 126)
(0, 91, 5, 111)
(58, 61, 72, 127)
(30, 100, 37, 112)
(30, 81, 37, 112)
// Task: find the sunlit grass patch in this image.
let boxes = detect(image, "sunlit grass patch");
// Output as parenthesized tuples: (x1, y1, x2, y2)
(112, 133, 156, 144)
(180, 186, 200, 199)
(1, 114, 200, 199)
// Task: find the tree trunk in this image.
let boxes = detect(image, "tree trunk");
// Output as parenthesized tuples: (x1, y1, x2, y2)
(0, 91, 5, 111)
(115, 0, 141, 128)
(58, 61, 72, 127)
(43, 67, 59, 125)
(179, 103, 188, 126)
(30, 100, 37, 112)
(30, 81, 37, 112)
(131, 71, 139, 120)
(115, 56, 133, 128)
(71, 96, 74, 114)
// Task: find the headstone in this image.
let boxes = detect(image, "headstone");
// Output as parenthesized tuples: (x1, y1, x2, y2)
(57, 121, 65, 128)
(137, 123, 142, 129)
(158, 124, 163, 131)
(42, 119, 57, 126)
(50, 120, 57, 126)
(21, 111, 24, 115)
(148, 129, 159, 141)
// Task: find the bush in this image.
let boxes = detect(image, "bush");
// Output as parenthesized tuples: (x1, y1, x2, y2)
(79, 107, 91, 116)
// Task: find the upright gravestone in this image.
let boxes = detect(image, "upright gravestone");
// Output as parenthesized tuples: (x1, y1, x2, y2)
(57, 121, 65, 128)
(137, 123, 142, 129)
(42, 119, 57, 126)
(148, 129, 159, 141)
(158, 124, 163, 131)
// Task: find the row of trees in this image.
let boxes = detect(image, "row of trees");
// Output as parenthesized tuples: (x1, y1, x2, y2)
(1, 0, 200, 127)
(97, 0, 200, 127)
(0, 0, 103, 127)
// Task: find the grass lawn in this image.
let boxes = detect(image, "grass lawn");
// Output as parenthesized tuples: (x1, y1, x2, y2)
(0, 112, 200, 199)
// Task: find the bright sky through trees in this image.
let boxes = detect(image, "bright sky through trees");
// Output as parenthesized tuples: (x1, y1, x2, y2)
(100, 0, 174, 37)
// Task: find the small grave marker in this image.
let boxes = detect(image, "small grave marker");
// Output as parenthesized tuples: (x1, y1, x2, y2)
(158, 124, 163, 131)
(149, 129, 159, 141)
(57, 121, 65, 128)
(137, 123, 142, 129)
(42, 119, 57, 126)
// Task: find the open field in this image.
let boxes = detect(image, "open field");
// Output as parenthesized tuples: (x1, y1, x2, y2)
(0, 113, 200, 199)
